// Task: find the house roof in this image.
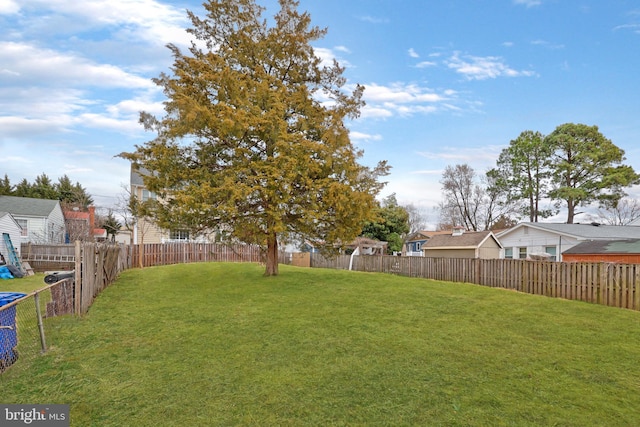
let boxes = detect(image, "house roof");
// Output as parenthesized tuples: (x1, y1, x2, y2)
(0, 211, 21, 228)
(130, 165, 153, 186)
(406, 230, 456, 242)
(64, 211, 90, 220)
(0, 195, 60, 217)
(563, 239, 640, 255)
(423, 230, 502, 249)
(347, 236, 388, 249)
(496, 222, 640, 240)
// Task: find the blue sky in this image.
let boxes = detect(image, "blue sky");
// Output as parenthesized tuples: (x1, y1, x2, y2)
(1, 0, 639, 227)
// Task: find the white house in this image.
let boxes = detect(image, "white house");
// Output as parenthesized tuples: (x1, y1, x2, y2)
(0, 211, 22, 260)
(496, 222, 640, 262)
(0, 196, 66, 244)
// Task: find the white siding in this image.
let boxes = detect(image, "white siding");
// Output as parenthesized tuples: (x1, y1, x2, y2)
(498, 226, 579, 261)
(0, 213, 22, 259)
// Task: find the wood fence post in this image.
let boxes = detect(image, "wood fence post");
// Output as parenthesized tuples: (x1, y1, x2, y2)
(74, 240, 81, 315)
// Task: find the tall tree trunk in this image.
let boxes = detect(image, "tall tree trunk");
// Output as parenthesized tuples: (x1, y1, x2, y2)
(566, 200, 575, 224)
(264, 231, 279, 276)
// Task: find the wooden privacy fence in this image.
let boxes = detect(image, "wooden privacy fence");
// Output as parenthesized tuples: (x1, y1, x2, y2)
(311, 254, 640, 311)
(21, 243, 76, 271)
(23, 242, 286, 314)
(126, 242, 288, 268)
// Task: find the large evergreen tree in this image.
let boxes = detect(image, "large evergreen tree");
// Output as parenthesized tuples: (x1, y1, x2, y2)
(487, 130, 554, 222)
(122, 0, 388, 275)
(545, 123, 640, 223)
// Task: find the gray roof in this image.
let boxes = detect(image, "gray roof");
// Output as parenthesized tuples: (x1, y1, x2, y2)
(563, 239, 640, 254)
(0, 196, 60, 217)
(424, 230, 500, 249)
(130, 165, 152, 186)
(498, 222, 640, 240)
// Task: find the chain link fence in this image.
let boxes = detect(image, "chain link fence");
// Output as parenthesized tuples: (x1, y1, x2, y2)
(0, 279, 73, 374)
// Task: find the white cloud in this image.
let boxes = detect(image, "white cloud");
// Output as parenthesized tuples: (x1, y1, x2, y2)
(531, 39, 565, 49)
(446, 52, 537, 80)
(350, 131, 383, 142)
(408, 48, 419, 58)
(415, 61, 436, 68)
(357, 82, 460, 118)
(0, 42, 155, 89)
(359, 15, 388, 24)
(513, 0, 542, 7)
(0, 0, 19, 14)
(613, 23, 640, 34)
(417, 146, 504, 166)
(22, 0, 191, 47)
(313, 47, 352, 68)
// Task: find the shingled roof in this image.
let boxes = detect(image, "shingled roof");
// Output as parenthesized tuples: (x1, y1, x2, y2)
(563, 239, 640, 254)
(0, 196, 60, 217)
(423, 230, 501, 249)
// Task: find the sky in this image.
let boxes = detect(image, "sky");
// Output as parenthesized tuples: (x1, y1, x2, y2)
(1, 0, 639, 228)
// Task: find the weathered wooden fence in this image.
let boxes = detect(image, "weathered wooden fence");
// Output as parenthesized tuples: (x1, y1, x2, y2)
(21, 243, 76, 271)
(311, 254, 640, 311)
(20, 242, 287, 314)
(127, 242, 273, 268)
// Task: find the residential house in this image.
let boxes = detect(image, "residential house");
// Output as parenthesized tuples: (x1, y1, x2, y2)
(130, 166, 217, 244)
(0, 211, 22, 260)
(345, 236, 388, 255)
(422, 228, 502, 259)
(562, 239, 640, 263)
(496, 222, 640, 262)
(0, 196, 65, 244)
(404, 230, 453, 256)
(63, 206, 107, 242)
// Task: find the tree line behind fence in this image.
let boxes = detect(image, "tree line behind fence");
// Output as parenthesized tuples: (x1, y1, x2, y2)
(311, 254, 640, 311)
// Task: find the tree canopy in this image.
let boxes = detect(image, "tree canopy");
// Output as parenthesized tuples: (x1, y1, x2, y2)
(1, 173, 94, 209)
(121, 0, 388, 275)
(487, 130, 554, 222)
(545, 123, 640, 223)
(360, 194, 409, 254)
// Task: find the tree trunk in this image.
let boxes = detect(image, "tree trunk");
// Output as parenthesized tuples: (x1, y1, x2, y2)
(264, 231, 279, 276)
(566, 200, 575, 224)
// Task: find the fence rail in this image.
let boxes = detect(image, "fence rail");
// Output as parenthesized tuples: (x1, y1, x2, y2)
(311, 254, 640, 311)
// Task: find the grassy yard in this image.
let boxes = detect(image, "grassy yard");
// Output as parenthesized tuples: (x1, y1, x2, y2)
(2, 263, 640, 426)
(0, 272, 48, 294)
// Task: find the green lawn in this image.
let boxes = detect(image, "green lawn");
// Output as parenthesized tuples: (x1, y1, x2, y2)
(2, 263, 640, 426)
(0, 272, 48, 294)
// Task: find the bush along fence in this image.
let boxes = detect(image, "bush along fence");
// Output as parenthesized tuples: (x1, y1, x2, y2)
(311, 254, 640, 312)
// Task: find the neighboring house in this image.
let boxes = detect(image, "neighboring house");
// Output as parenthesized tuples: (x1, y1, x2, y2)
(562, 239, 640, 263)
(344, 236, 388, 255)
(130, 165, 217, 244)
(403, 230, 452, 256)
(496, 222, 640, 262)
(0, 196, 65, 244)
(0, 211, 22, 260)
(422, 228, 502, 259)
(63, 206, 107, 242)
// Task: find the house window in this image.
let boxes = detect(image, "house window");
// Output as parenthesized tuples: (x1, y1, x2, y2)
(16, 219, 27, 237)
(416, 242, 421, 251)
(142, 189, 157, 201)
(170, 230, 190, 241)
(518, 247, 527, 259)
(504, 248, 513, 259)
(545, 246, 557, 261)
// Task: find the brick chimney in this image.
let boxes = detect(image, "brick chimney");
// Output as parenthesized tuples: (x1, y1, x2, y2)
(88, 205, 96, 230)
(452, 226, 465, 236)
